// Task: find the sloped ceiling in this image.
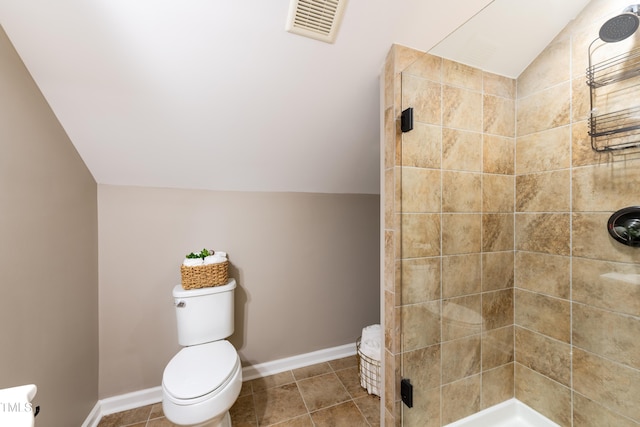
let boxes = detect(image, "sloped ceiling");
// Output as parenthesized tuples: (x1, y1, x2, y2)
(0, 0, 590, 194)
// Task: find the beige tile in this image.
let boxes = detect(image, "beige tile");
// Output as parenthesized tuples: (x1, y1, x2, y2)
(230, 394, 257, 427)
(297, 373, 351, 412)
(401, 167, 441, 213)
(401, 122, 441, 169)
(571, 120, 607, 167)
(441, 375, 481, 425)
(443, 85, 483, 132)
(442, 253, 481, 298)
(442, 213, 481, 255)
(515, 252, 570, 299)
(573, 213, 638, 263)
(353, 395, 381, 426)
(334, 366, 368, 399)
(400, 257, 441, 304)
(482, 326, 514, 370)
(402, 344, 441, 391)
(516, 170, 570, 212)
(483, 71, 516, 99)
(250, 371, 295, 392)
(517, 82, 570, 137)
(401, 51, 442, 81)
(443, 59, 482, 90)
(442, 335, 481, 384)
(383, 350, 396, 413)
(253, 383, 307, 425)
(384, 231, 394, 292)
(515, 364, 571, 427)
(329, 355, 358, 371)
(97, 405, 153, 427)
(401, 300, 441, 351)
(149, 403, 164, 419)
(483, 174, 514, 213)
(572, 76, 591, 123)
(310, 400, 370, 427)
(269, 414, 314, 427)
(403, 386, 440, 427)
(443, 128, 483, 172)
(515, 126, 571, 174)
(515, 327, 571, 386)
(573, 392, 639, 427)
(146, 418, 180, 427)
(443, 295, 482, 341)
(572, 257, 640, 317)
(482, 363, 514, 409)
(292, 362, 333, 381)
(401, 213, 441, 258)
(483, 135, 514, 175)
(483, 94, 515, 137)
(383, 107, 395, 170)
(402, 75, 441, 126)
(482, 213, 514, 252)
(573, 347, 640, 422)
(515, 213, 570, 256)
(442, 171, 482, 213)
(572, 159, 640, 212)
(517, 37, 570, 98)
(573, 303, 640, 369)
(482, 289, 513, 331)
(482, 251, 514, 292)
(515, 289, 570, 343)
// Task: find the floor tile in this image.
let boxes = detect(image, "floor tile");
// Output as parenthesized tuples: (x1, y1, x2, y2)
(297, 373, 352, 412)
(254, 382, 308, 425)
(229, 394, 257, 426)
(250, 371, 295, 392)
(310, 401, 371, 426)
(292, 362, 333, 380)
(96, 355, 380, 427)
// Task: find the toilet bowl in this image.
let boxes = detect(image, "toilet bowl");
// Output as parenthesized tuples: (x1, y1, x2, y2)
(162, 341, 242, 426)
(162, 280, 242, 427)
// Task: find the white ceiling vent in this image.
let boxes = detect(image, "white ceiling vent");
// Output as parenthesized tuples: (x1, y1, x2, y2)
(286, 0, 348, 43)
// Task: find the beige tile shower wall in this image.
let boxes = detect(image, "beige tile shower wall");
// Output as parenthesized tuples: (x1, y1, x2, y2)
(515, 1, 640, 426)
(382, 44, 516, 426)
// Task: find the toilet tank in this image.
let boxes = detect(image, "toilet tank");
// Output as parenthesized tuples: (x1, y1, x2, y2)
(172, 278, 236, 346)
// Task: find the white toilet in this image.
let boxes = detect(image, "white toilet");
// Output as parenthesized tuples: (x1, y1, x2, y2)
(162, 278, 242, 427)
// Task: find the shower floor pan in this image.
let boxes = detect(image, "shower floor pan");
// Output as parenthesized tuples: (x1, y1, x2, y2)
(445, 399, 560, 427)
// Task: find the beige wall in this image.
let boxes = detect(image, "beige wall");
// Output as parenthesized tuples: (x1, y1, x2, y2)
(384, 1, 640, 426)
(98, 185, 380, 398)
(0, 25, 99, 427)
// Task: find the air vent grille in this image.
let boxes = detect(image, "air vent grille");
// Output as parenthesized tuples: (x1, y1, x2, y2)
(286, 0, 348, 43)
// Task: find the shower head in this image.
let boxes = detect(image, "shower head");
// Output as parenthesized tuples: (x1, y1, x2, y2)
(599, 5, 640, 42)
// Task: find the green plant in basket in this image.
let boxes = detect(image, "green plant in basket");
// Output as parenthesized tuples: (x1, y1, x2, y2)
(185, 248, 214, 259)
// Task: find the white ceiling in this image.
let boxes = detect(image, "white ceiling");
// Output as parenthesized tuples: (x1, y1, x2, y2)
(0, 0, 591, 194)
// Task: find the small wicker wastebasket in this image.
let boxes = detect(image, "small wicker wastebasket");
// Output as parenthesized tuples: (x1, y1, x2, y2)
(356, 336, 381, 397)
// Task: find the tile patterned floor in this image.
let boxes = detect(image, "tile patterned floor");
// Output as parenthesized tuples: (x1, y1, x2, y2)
(97, 355, 380, 427)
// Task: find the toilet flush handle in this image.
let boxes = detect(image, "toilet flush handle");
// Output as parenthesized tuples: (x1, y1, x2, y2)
(175, 300, 186, 308)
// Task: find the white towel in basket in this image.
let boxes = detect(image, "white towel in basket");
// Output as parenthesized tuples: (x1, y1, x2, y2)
(359, 324, 381, 396)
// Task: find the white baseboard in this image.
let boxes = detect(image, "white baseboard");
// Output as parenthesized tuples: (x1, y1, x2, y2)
(241, 342, 356, 381)
(82, 342, 357, 427)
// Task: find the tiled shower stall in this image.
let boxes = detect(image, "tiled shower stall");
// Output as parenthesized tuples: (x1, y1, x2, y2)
(382, 0, 640, 426)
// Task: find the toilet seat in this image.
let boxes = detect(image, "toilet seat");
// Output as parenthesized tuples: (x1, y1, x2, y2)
(163, 340, 239, 402)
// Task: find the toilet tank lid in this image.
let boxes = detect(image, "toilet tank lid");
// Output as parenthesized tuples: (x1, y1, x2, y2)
(172, 278, 236, 298)
(163, 340, 238, 400)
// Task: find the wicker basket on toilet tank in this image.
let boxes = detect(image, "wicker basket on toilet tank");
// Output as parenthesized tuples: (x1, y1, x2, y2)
(180, 249, 229, 290)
